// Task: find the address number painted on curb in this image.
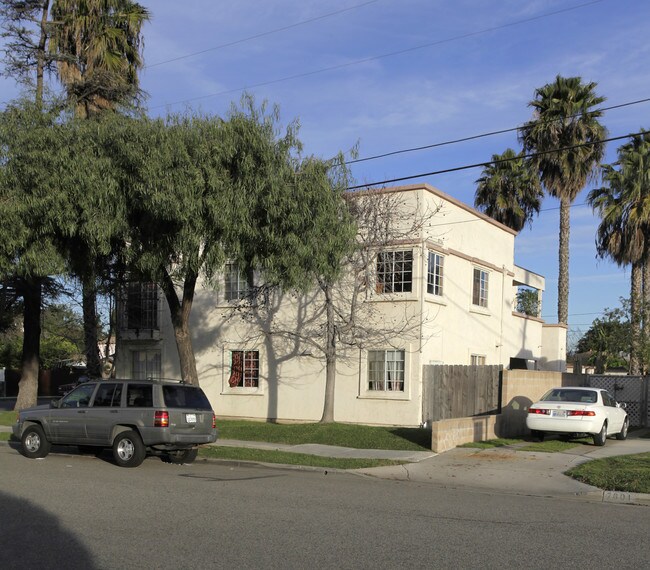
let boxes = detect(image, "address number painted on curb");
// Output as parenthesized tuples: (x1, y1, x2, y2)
(603, 491, 632, 503)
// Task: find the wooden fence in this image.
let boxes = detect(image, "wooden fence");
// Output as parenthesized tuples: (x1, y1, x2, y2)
(422, 364, 502, 423)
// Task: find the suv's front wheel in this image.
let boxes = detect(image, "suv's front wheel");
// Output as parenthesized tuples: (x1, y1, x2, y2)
(21, 425, 51, 459)
(112, 430, 146, 468)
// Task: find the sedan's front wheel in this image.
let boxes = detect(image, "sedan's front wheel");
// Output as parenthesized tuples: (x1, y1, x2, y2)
(593, 422, 607, 446)
(615, 418, 629, 441)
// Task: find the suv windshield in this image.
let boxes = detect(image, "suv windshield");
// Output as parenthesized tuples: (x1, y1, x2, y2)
(162, 385, 212, 410)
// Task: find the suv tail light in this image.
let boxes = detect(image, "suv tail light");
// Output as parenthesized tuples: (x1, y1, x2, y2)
(568, 410, 596, 417)
(155, 410, 169, 427)
(212, 414, 216, 429)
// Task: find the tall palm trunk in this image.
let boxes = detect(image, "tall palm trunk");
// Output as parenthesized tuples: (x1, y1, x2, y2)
(643, 256, 650, 372)
(557, 197, 571, 325)
(630, 262, 643, 374)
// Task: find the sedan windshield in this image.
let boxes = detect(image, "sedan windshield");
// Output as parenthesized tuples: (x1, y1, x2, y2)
(539, 389, 597, 404)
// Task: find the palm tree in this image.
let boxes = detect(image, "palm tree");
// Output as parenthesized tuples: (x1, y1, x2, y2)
(474, 148, 543, 232)
(588, 130, 650, 373)
(520, 75, 607, 325)
(49, 0, 149, 118)
(49, 0, 149, 375)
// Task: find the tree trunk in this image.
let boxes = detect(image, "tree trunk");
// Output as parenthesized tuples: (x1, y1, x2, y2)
(320, 283, 336, 423)
(82, 273, 101, 377)
(557, 197, 570, 325)
(159, 268, 199, 385)
(15, 280, 41, 411)
(630, 261, 643, 375)
(15, 1, 49, 411)
(642, 257, 650, 373)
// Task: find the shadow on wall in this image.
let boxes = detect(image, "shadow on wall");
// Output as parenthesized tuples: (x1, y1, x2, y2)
(496, 395, 533, 438)
(0, 491, 98, 568)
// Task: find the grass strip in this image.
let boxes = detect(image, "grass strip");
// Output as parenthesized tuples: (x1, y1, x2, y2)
(566, 453, 650, 494)
(198, 445, 405, 470)
(0, 411, 16, 426)
(215, 419, 430, 450)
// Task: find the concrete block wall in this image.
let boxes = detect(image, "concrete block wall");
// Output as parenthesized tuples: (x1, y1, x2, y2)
(431, 415, 500, 453)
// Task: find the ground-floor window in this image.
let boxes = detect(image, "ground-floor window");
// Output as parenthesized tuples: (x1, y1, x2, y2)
(470, 354, 486, 366)
(131, 349, 161, 380)
(229, 350, 260, 388)
(368, 349, 405, 391)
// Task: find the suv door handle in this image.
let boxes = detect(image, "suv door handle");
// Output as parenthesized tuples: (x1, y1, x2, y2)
(110, 410, 119, 414)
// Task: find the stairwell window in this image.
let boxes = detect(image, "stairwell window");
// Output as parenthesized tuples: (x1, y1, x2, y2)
(228, 350, 259, 388)
(125, 282, 159, 330)
(368, 349, 405, 392)
(472, 268, 489, 308)
(131, 350, 161, 380)
(427, 252, 444, 296)
(376, 251, 412, 293)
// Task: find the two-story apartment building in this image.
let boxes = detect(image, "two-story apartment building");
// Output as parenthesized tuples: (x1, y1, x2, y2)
(114, 183, 566, 426)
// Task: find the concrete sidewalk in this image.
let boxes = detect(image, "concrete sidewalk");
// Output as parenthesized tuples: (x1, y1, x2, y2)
(4, 422, 650, 505)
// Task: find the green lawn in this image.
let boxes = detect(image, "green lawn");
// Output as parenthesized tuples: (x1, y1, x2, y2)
(566, 453, 650, 494)
(214, 419, 431, 450)
(0, 411, 15, 426)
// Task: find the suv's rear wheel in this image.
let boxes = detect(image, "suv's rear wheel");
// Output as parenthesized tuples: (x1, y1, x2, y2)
(163, 448, 199, 465)
(112, 430, 146, 468)
(21, 425, 51, 459)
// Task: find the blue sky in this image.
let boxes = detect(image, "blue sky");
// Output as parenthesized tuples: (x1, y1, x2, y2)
(3, 0, 649, 344)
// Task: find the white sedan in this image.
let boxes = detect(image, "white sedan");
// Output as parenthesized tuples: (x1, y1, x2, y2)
(526, 387, 628, 446)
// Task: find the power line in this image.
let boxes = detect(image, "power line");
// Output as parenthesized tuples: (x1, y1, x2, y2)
(346, 97, 650, 166)
(145, 0, 382, 69)
(151, 0, 603, 110)
(346, 130, 646, 190)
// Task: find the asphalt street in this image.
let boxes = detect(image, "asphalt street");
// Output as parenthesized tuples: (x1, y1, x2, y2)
(1, 443, 649, 570)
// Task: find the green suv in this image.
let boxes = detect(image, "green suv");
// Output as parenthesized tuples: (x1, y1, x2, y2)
(13, 378, 218, 467)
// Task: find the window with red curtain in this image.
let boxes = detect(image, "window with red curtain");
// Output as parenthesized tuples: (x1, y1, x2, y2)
(229, 350, 259, 388)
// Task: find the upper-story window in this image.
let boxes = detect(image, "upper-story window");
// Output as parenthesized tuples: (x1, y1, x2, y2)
(427, 252, 444, 296)
(225, 262, 251, 301)
(472, 268, 489, 308)
(125, 282, 159, 330)
(376, 251, 412, 294)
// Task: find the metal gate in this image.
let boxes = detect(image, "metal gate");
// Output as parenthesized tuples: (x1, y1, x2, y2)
(577, 375, 648, 427)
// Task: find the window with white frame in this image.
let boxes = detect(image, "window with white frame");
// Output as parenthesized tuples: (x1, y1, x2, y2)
(427, 252, 444, 296)
(225, 262, 251, 301)
(376, 251, 412, 293)
(131, 349, 161, 380)
(368, 349, 405, 392)
(470, 354, 486, 366)
(472, 268, 489, 308)
(228, 350, 259, 388)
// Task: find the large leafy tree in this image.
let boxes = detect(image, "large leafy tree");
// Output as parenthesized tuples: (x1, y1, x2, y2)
(0, 1, 59, 409)
(520, 75, 607, 325)
(107, 101, 356, 386)
(474, 148, 543, 231)
(588, 130, 650, 373)
(575, 306, 629, 373)
(0, 103, 68, 408)
(48, 0, 149, 376)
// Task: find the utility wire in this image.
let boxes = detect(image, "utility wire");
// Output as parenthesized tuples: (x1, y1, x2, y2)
(346, 130, 646, 190)
(346, 97, 650, 165)
(151, 0, 603, 110)
(145, 0, 382, 69)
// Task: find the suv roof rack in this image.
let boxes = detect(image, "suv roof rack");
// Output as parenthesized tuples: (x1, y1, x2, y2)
(145, 377, 188, 384)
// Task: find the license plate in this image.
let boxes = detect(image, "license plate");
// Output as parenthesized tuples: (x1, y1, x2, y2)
(185, 413, 197, 424)
(551, 410, 567, 417)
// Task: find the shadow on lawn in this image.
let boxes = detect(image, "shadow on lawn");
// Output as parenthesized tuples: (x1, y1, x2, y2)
(387, 427, 431, 449)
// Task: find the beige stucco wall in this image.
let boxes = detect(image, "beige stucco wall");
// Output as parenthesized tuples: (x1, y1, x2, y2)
(115, 183, 564, 427)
